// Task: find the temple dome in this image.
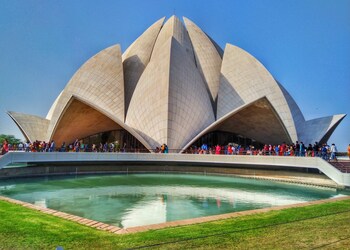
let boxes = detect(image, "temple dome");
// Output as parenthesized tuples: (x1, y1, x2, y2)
(8, 16, 346, 152)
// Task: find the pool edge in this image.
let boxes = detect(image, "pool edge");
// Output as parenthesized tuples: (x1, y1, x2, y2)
(1, 194, 349, 235)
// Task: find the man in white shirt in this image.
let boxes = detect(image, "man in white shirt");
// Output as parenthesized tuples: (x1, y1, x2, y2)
(330, 143, 337, 161)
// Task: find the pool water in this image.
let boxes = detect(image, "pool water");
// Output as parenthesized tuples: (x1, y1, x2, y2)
(0, 173, 347, 228)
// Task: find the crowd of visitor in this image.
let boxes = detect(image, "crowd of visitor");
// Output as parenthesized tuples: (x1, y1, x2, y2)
(187, 141, 343, 161)
(1, 138, 350, 161)
(0, 139, 131, 153)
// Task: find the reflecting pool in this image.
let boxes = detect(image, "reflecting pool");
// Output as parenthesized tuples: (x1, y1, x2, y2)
(0, 174, 348, 228)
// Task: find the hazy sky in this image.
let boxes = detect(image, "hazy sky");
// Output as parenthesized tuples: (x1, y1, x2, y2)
(0, 0, 349, 150)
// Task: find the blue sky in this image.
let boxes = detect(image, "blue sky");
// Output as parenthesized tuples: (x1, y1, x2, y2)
(0, 0, 349, 150)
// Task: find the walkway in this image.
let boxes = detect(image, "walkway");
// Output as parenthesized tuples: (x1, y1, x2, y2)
(0, 152, 350, 187)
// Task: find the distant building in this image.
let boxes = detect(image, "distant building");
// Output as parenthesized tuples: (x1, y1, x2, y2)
(8, 16, 346, 152)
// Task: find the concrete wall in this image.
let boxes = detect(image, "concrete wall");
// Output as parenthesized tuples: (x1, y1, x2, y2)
(1, 152, 349, 187)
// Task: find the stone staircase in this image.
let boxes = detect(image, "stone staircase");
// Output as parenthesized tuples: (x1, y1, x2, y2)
(330, 160, 350, 173)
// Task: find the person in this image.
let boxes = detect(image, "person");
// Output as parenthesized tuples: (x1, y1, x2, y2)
(300, 142, 305, 157)
(103, 142, 108, 152)
(201, 143, 208, 154)
(313, 142, 319, 157)
(275, 145, 280, 156)
(49, 140, 55, 152)
(330, 143, 337, 161)
(18, 142, 24, 151)
(307, 144, 313, 157)
(60, 142, 66, 152)
(215, 145, 221, 154)
(25, 141, 30, 152)
(114, 141, 120, 152)
(348, 144, 350, 160)
(227, 144, 233, 155)
(295, 141, 300, 156)
(321, 144, 328, 160)
(74, 139, 80, 152)
(263, 144, 268, 155)
(109, 142, 115, 152)
(280, 142, 286, 156)
(1, 139, 9, 155)
(268, 144, 272, 155)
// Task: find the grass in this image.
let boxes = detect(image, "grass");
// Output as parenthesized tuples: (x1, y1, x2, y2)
(0, 198, 350, 249)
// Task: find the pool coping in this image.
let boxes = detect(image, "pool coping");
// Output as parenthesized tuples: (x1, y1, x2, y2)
(1, 194, 350, 234)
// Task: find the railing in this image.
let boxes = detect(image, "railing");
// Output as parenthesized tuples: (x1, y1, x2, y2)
(0, 152, 350, 187)
(4, 148, 348, 158)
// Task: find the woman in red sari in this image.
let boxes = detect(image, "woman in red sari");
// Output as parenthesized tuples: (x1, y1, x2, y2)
(215, 145, 221, 154)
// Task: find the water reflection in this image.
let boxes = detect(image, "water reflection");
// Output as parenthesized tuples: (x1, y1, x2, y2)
(121, 196, 166, 228)
(34, 199, 47, 208)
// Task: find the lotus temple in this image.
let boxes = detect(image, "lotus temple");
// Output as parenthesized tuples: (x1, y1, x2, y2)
(7, 16, 346, 153)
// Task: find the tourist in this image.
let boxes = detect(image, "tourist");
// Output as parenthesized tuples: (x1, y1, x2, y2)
(348, 144, 350, 160)
(74, 139, 80, 152)
(109, 142, 115, 152)
(227, 144, 233, 155)
(59, 142, 66, 152)
(263, 144, 268, 155)
(275, 145, 280, 156)
(1, 139, 9, 155)
(18, 142, 24, 151)
(289, 144, 295, 156)
(246, 146, 251, 155)
(280, 142, 286, 156)
(307, 144, 313, 157)
(295, 141, 300, 156)
(300, 142, 305, 157)
(201, 143, 208, 154)
(50, 140, 55, 152)
(330, 143, 337, 161)
(224, 144, 228, 155)
(232, 145, 236, 155)
(215, 145, 221, 154)
(114, 141, 120, 152)
(321, 144, 327, 160)
(103, 142, 108, 152)
(25, 141, 30, 152)
(268, 144, 272, 155)
(313, 142, 319, 157)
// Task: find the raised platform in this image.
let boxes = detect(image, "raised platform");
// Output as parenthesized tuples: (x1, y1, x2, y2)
(0, 152, 349, 187)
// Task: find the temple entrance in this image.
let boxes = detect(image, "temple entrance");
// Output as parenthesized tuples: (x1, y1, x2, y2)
(81, 129, 148, 152)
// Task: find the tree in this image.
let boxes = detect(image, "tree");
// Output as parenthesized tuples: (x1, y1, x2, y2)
(0, 134, 22, 145)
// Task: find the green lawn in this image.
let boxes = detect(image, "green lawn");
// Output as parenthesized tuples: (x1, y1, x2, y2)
(1, 198, 350, 249)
